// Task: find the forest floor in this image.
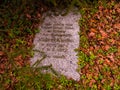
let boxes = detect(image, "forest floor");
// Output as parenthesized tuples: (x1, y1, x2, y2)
(79, 1, 120, 89)
(0, 0, 120, 90)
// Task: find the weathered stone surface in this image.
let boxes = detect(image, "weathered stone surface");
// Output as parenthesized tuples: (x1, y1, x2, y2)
(31, 11, 80, 81)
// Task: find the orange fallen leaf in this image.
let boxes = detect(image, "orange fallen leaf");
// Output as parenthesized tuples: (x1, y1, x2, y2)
(110, 81, 114, 87)
(37, 13, 41, 18)
(14, 55, 22, 61)
(105, 59, 111, 66)
(89, 79, 96, 87)
(101, 79, 106, 84)
(109, 39, 115, 45)
(116, 8, 120, 13)
(106, 15, 112, 20)
(90, 20, 95, 23)
(90, 28, 97, 33)
(99, 5, 104, 11)
(0, 64, 5, 69)
(107, 54, 115, 62)
(114, 23, 120, 29)
(100, 30, 108, 38)
(0, 51, 4, 56)
(89, 32, 95, 37)
(26, 14, 31, 19)
(16, 60, 24, 67)
(89, 46, 94, 51)
(104, 45, 110, 50)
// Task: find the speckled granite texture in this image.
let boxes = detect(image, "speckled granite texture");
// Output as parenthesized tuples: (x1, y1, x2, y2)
(31, 11, 81, 81)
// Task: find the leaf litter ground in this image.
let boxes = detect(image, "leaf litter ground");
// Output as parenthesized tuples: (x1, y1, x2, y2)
(79, 1, 120, 89)
(0, 0, 120, 89)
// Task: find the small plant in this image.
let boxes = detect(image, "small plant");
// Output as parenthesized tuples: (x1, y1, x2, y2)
(80, 36, 89, 48)
(78, 51, 89, 68)
(106, 46, 118, 54)
(114, 83, 120, 90)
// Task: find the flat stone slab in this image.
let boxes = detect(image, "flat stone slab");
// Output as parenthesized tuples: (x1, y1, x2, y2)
(31, 11, 80, 81)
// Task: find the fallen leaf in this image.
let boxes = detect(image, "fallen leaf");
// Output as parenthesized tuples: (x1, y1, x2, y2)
(0, 51, 4, 56)
(89, 32, 95, 37)
(99, 5, 104, 11)
(100, 30, 108, 38)
(105, 59, 111, 66)
(16, 60, 24, 67)
(90, 28, 97, 33)
(26, 14, 31, 19)
(116, 8, 120, 13)
(106, 15, 112, 20)
(0, 64, 5, 69)
(101, 79, 106, 84)
(89, 46, 94, 51)
(90, 20, 96, 23)
(37, 13, 41, 18)
(109, 39, 115, 45)
(89, 79, 96, 87)
(14, 55, 22, 61)
(110, 81, 114, 87)
(104, 45, 110, 50)
(114, 23, 120, 29)
(107, 54, 115, 62)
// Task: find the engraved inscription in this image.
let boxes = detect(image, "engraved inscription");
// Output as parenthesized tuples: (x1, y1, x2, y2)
(39, 23, 74, 58)
(31, 11, 80, 81)
(65, 24, 74, 29)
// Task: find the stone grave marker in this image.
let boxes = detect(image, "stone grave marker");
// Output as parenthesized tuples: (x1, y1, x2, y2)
(31, 11, 80, 81)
